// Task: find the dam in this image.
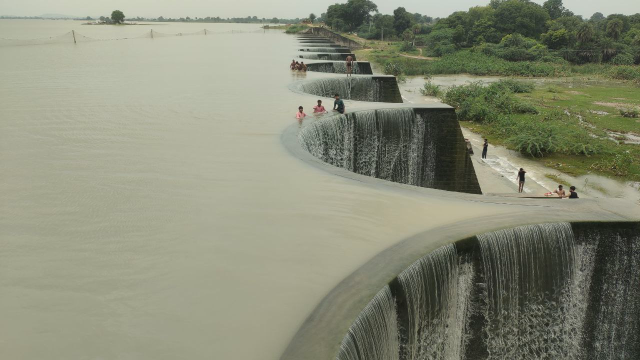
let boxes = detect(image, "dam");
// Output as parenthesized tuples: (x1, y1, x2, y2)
(0, 21, 639, 360)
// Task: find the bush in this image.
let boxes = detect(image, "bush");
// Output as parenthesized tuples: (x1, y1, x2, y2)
(620, 108, 640, 118)
(610, 53, 635, 66)
(442, 81, 537, 123)
(492, 79, 535, 93)
(608, 66, 640, 82)
(285, 25, 308, 34)
(383, 62, 404, 76)
(591, 151, 634, 176)
(400, 41, 416, 52)
(420, 81, 442, 97)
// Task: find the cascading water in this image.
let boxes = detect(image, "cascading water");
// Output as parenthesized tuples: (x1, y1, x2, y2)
(295, 77, 401, 103)
(298, 108, 479, 193)
(299, 48, 352, 53)
(336, 222, 640, 360)
(306, 62, 373, 75)
(299, 53, 356, 61)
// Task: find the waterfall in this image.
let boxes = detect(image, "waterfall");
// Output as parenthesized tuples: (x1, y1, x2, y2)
(296, 77, 400, 103)
(306, 62, 373, 75)
(337, 286, 400, 360)
(298, 108, 478, 193)
(299, 53, 355, 61)
(299, 48, 351, 53)
(335, 222, 640, 360)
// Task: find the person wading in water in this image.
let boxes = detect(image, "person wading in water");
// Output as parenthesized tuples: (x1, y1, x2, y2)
(345, 55, 353, 77)
(333, 94, 345, 114)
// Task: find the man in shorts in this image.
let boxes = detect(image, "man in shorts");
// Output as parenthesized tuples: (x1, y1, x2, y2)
(345, 55, 353, 77)
(516, 168, 526, 193)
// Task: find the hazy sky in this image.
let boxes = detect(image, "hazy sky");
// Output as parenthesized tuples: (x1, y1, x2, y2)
(1, 0, 638, 19)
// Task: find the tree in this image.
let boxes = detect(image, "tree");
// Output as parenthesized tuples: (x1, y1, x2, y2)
(576, 23, 595, 43)
(111, 10, 125, 24)
(494, 0, 550, 39)
(543, 0, 566, 20)
(590, 12, 605, 22)
(325, 0, 377, 31)
(309, 13, 316, 23)
(393, 7, 414, 35)
(606, 19, 623, 40)
(271, 17, 279, 24)
(373, 13, 394, 40)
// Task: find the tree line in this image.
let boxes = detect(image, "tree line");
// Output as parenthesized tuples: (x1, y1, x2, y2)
(321, 0, 640, 65)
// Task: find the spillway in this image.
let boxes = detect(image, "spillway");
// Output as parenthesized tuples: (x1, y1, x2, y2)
(335, 221, 640, 360)
(305, 62, 373, 75)
(291, 76, 402, 103)
(298, 53, 356, 61)
(299, 48, 352, 53)
(298, 108, 481, 194)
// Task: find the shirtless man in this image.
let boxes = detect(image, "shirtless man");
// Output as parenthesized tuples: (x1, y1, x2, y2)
(553, 184, 566, 198)
(345, 55, 353, 77)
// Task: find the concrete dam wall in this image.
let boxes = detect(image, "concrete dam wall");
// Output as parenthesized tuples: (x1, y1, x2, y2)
(298, 107, 481, 194)
(308, 27, 363, 50)
(336, 221, 640, 360)
(292, 76, 403, 103)
(305, 62, 373, 75)
(299, 48, 353, 53)
(298, 53, 357, 61)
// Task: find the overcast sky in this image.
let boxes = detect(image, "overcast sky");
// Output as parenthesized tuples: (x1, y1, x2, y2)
(1, 0, 638, 19)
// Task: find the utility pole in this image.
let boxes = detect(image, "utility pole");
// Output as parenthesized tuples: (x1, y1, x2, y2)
(150, 29, 154, 39)
(72, 30, 76, 44)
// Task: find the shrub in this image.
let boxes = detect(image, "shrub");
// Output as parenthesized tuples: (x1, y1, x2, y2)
(285, 25, 308, 34)
(420, 81, 442, 97)
(492, 79, 535, 93)
(400, 41, 416, 52)
(620, 108, 640, 118)
(591, 151, 634, 176)
(610, 53, 635, 66)
(383, 62, 404, 76)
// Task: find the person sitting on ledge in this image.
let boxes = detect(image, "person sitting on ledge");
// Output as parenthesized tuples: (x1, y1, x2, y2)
(333, 94, 345, 114)
(313, 100, 327, 114)
(290, 60, 296, 70)
(553, 184, 566, 198)
(296, 106, 306, 121)
(568, 186, 579, 199)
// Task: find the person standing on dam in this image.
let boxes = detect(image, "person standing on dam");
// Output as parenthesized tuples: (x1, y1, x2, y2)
(517, 168, 526, 193)
(333, 94, 345, 114)
(345, 55, 353, 77)
(482, 139, 488, 159)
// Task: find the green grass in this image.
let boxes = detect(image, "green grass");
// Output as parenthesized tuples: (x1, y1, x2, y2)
(356, 46, 640, 83)
(449, 80, 640, 181)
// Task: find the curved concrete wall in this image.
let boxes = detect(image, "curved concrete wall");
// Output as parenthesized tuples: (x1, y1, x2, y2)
(305, 62, 373, 75)
(307, 28, 362, 50)
(299, 48, 352, 53)
(298, 107, 481, 194)
(334, 221, 640, 360)
(291, 76, 402, 103)
(298, 53, 356, 61)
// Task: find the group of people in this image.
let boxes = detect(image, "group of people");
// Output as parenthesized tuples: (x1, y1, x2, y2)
(483, 140, 578, 198)
(290, 60, 307, 72)
(517, 168, 578, 198)
(296, 94, 346, 121)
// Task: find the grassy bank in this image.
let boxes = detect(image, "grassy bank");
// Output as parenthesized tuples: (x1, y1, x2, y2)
(432, 79, 640, 180)
(353, 39, 640, 83)
(263, 24, 309, 33)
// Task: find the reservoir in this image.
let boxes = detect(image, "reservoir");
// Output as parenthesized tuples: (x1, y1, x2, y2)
(1, 20, 639, 359)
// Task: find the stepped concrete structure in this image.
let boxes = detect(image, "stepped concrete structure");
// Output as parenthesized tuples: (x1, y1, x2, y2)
(281, 32, 640, 360)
